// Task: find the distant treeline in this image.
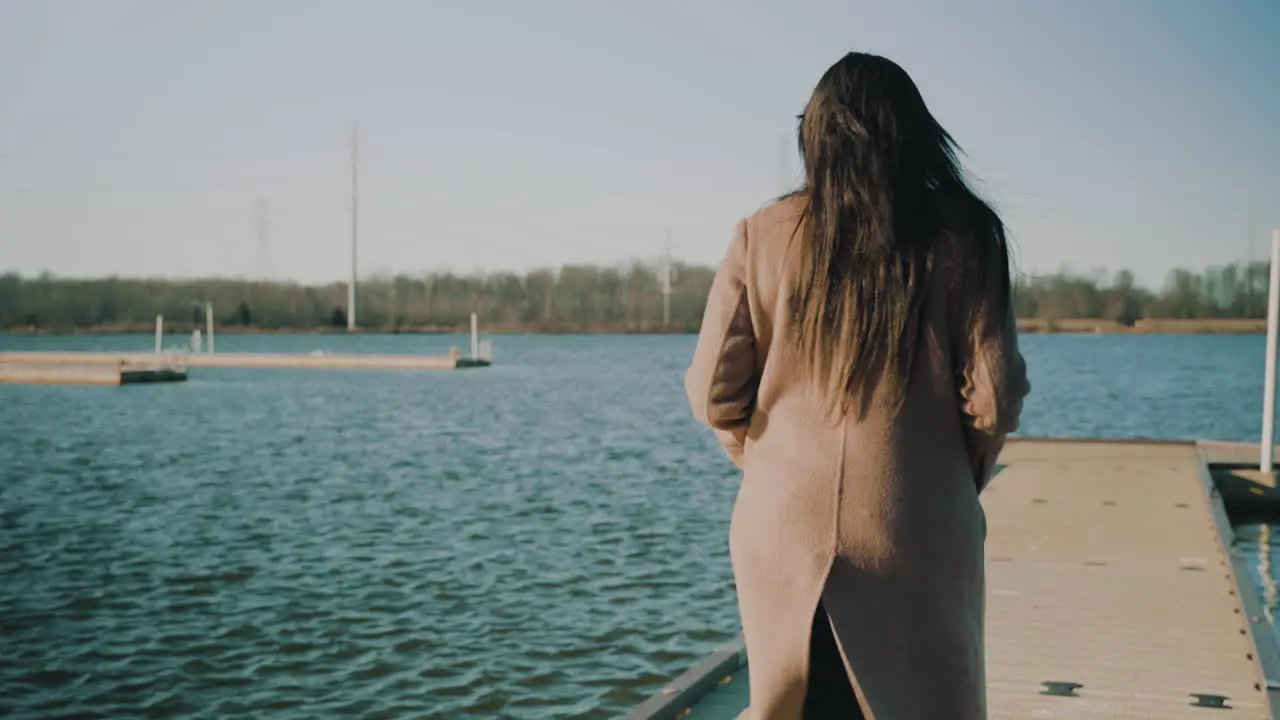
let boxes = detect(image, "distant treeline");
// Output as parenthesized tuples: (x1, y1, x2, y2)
(1014, 263, 1269, 325)
(0, 260, 1270, 333)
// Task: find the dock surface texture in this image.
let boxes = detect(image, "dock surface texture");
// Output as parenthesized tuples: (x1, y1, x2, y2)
(981, 440, 1264, 718)
(0, 350, 487, 371)
(0, 361, 187, 386)
(644, 440, 1275, 720)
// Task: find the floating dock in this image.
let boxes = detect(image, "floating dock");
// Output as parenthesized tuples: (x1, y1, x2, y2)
(0, 350, 490, 372)
(627, 439, 1280, 719)
(0, 361, 188, 386)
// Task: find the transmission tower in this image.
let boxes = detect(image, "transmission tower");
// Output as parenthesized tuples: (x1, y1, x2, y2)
(348, 121, 358, 332)
(660, 228, 677, 328)
(1248, 201, 1256, 317)
(779, 133, 793, 195)
(256, 197, 271, 279)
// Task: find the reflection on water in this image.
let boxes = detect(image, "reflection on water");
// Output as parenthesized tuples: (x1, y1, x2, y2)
(0, 333, 1269, 718)
(1260, 524, 1277, 625)
(1239, 523, 1280, 636)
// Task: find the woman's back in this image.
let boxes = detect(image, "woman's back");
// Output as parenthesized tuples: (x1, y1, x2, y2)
(683, 52, 1030, 720)
(687, 192, 1025, 477)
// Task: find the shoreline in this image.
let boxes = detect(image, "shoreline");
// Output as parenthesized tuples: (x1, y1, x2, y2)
(1, 318, 1268, 336)
(1016, 318, 1266, 335)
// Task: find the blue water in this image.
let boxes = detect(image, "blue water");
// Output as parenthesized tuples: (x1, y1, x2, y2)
(0, 333, 1271, 718)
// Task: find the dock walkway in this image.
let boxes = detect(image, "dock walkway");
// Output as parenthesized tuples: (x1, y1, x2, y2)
(629, 439, 1279, 719)
(0, 360, 187, 386)
(982, 440, 1267, 717)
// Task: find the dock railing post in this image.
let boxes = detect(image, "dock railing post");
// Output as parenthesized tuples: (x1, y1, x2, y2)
(155, 315, 163, 353)
(471, 312, 479, 359)
(205, 302, 215, 354)
(1262, 229, 1280, 473)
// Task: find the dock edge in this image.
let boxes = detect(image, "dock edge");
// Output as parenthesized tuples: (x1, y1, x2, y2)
(1195, 442, 1280, 716)
(622, 636, 746, 720)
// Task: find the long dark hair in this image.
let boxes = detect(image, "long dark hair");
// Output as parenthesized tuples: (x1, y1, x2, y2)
(788, 52, 1012, 418)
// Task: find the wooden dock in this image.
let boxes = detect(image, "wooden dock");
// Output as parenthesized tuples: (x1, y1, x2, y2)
(0, 361, 188, 386)
(627, 439, 1280, 719)
(0, 350, 490, 372)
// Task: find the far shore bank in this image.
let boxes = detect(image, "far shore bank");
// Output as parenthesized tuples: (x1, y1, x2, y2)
(1, 318, 1268, 336)
(1016, 318, 1266, 335)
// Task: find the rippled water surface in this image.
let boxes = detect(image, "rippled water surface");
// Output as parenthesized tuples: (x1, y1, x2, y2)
(0, 332, 1267, 718)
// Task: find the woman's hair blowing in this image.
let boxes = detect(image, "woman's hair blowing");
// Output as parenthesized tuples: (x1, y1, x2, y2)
(789, 52, 1012, 418)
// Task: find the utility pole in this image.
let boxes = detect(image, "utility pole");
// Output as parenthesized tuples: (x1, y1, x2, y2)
(256, 197, 271, 280)
(348, 122, 359, 332)
(779, 133, 792, 195)
(660, 228, 675, 329)
(1248, 202, 1256, 318)
(470, 232, 482, 320)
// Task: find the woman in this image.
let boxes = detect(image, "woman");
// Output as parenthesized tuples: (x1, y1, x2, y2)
(685, 52, 1030, 719)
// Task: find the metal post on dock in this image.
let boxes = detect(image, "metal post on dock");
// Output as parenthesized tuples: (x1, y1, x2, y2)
(470, 312, 479, 359)
(154, 315, 163, 353)
(1262, 228, 1280, 473)
(205, 302, 215, 354)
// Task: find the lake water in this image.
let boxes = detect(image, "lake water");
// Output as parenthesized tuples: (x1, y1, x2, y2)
(0, 332, 1276, 718)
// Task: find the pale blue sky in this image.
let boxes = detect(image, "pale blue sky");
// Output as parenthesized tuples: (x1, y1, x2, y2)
(2, 0, 1278, 288)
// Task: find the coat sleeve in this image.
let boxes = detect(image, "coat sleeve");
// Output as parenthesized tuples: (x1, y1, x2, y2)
(685, 219, 758, 468)
(958, 294, 1031, 491)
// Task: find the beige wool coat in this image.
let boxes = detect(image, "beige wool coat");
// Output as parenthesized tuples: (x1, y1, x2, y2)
(685, 197, 1030, 720)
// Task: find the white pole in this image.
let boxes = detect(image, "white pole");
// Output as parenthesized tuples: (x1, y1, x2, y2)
(348, 122, 358, 332)
(155, 315, 163, 353)
(1262, 228, 1280, 472)
(470, 312, 479, 359)
(662, 228, 673, 329)
(205, 302, 215, 354)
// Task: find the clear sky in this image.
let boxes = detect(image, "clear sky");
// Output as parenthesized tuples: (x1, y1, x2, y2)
(2, 0, 1278, 288)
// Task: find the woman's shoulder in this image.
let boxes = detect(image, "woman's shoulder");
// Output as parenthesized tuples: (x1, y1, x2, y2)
(753, 191, 806, 222)
(743, 193, 807, 248)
